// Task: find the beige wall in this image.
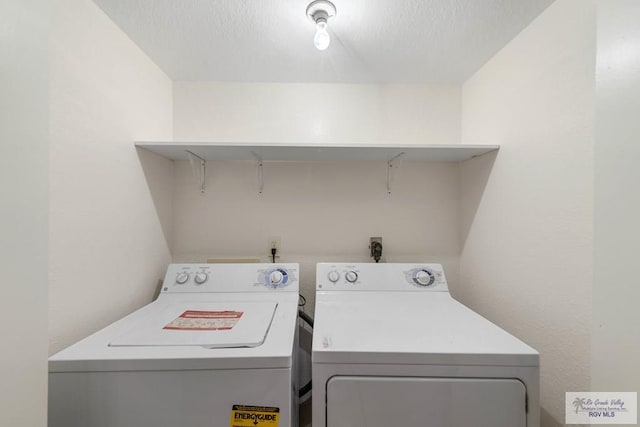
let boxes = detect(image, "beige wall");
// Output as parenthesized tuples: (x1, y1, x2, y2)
(0, 0, 49, 425)
(593, 0, 640, 406)
(48, 0, 174, 354)
(171, 160, 461, 313)
(171, 83, 463, 312)
(173, 82, 461, 144)
(459, 1, 595, 425)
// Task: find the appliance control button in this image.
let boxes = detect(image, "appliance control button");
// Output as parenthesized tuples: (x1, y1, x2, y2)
(345, 271, 358, 283)
(176, 272, 190, 284)
(265, 268, 289, 287)
(327, 271, 340, 283)
(194, 272, 208, 285)
(269, 270, 284, 285)
(414, 269, 435, 286)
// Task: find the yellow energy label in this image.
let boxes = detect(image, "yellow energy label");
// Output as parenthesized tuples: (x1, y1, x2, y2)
(230, 405, 280, 427)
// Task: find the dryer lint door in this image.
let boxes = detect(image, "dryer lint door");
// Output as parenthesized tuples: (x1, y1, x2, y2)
(326, 376, 526, 427)
(109, 302, 277, 348)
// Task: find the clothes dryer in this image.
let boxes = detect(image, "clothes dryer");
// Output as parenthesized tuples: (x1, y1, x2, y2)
(312, 263, 539, 427)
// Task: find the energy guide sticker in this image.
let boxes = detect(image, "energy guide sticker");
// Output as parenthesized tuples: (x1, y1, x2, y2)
(163, 310, 243, 331)
(230, 405, 280, 427)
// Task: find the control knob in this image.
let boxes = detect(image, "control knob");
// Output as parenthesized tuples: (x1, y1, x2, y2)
(414, 269, 434, 286)
(194, 272, 208, 285)
(345, 271, 358, 283)
(176, 272, 190, 285)
(327, 271, 340, 283)
(269, 270, 284, 286)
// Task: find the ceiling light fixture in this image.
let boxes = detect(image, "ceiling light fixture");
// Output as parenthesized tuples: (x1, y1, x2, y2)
(306, 0, 336, 51)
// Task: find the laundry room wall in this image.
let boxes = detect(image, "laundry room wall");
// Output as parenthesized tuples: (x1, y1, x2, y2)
(48, 0, 174, 354)
(0, 0, 49, 425)
(173, 83, 460, 144)
(592, 0, 640, 402)
(171, 83, 463, 312)
(459, 1, 595, 426)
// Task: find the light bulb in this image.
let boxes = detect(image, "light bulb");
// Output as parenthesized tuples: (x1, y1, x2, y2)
(314, 20, 330, 51)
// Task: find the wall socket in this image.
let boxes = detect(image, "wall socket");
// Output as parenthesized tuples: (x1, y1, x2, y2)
(369, 237, 382, 251)
(268, 237, 281, 260)
(369, 236, 383, 260)
(369, 236, 382, 248)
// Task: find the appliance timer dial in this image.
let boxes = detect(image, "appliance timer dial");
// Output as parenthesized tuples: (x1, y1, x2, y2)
(345, 271, 358, 283)
(413, 269, 435, 286)
(194, 272, 208, 285)
(265, 268, 290, 288)
(269, 270, 284, 285)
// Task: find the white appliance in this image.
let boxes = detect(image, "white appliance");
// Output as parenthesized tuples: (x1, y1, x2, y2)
(313, 263, 540, 427)
(49, 263, 300, 427)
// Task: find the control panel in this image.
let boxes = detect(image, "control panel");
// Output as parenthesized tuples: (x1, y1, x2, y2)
(316, 263, 448, 292)
(161, 263, 299, 293)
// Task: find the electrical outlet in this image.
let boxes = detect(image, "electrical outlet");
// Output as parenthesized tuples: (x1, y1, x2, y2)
(369, 236, 382, 248)
(268, 237, 281, 259)
(369, 237, 383, 261)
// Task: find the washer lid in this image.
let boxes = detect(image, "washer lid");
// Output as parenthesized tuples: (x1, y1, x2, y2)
(109, 302, 277, 348)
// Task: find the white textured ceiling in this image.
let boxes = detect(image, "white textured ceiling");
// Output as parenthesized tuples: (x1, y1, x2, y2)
(92, 0, 554, 83)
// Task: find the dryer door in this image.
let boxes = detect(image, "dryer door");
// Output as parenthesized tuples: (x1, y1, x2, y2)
(327, 376, 526, 427)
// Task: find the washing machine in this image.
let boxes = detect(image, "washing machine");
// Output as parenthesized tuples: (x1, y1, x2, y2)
(313, 263, 540, 427)
(49, 263, 299, 427)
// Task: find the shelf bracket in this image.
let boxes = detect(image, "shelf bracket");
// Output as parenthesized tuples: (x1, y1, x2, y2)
(251, 151, 264, 194)
(186, 150, 206, 194)
(387, 152, 405, 195)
